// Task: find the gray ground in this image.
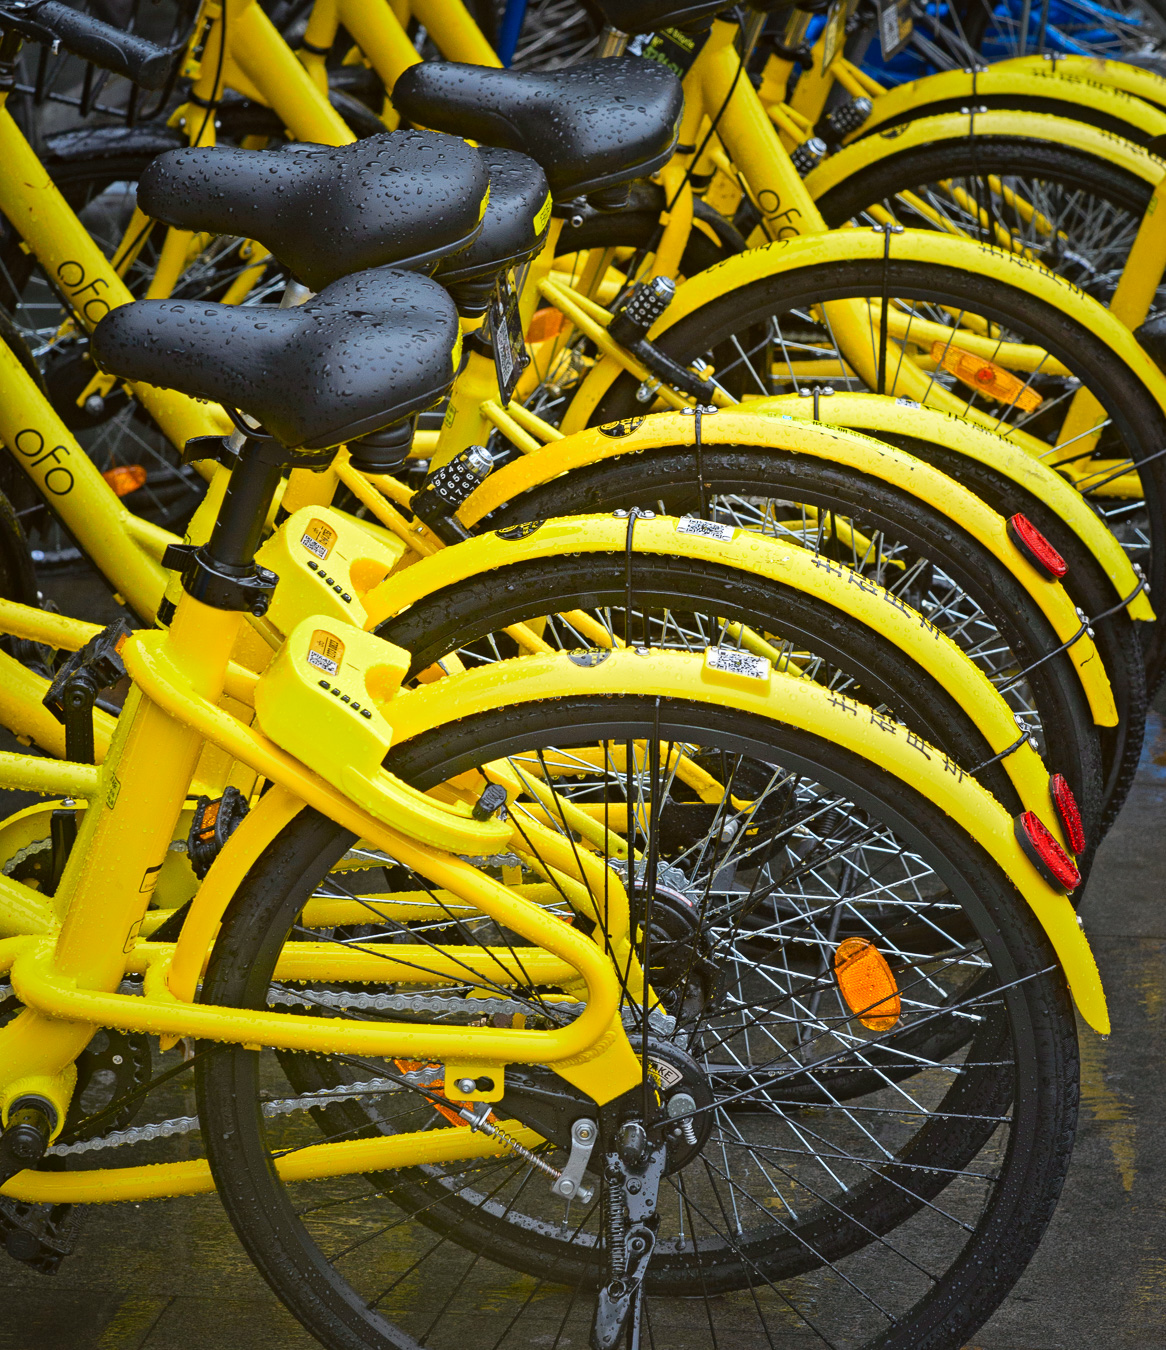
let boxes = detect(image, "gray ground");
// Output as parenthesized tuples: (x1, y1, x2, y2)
(2, 579, 1164, 1348)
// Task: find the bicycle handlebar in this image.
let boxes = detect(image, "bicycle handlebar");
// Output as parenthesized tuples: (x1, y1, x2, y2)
(0, 1, 174, 90)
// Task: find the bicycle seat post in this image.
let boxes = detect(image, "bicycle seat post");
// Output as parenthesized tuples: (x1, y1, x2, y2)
(160, 433, 287, 626)
(206, 437, 287, 574)
(596, 25, 629, 57)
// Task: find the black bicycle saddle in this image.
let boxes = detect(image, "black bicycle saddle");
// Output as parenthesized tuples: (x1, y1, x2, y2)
(391, 58, 682, 202)
(137, 130, 490, 291)
(91, 269, 460, 450)
(435, 148, 550, 310)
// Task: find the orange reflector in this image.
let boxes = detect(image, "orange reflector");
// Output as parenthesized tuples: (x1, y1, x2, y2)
(393, 1058, 477, 1127)
(102, 464, 147, 497)
(834, 937, 901, 1031)
(527, 306, 565, 343)
(930, 342, 1043, 412)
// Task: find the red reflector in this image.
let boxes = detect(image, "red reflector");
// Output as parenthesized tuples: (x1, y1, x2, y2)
(1015, 811, 1081, 893)
(1050, 773, 1086, 856)
(1007, 513, 1067, 580)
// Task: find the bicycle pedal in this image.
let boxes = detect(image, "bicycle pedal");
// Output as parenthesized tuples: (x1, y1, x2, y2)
(0, 1197, 83, 1275)
(253, 617, 510, 853)
(186, 786, 250, 880)
(255, 506, 406, 635)
(42, 617, 132, 764)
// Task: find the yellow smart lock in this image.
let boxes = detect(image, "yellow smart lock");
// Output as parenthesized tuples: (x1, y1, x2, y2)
(256, 505, 407, 635)
(253, 616, 510, 854)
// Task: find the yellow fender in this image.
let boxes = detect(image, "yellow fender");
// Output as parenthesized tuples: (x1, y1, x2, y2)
(757, 390, 1155, 621)
(560, 226, 1166, 429)
(994, 53, 1166, 115)
(807, 108, 1166, 199)
(459, 410, 1117, 727)
(386, 648, 1108, 1034)
(852, 66, 1166, 143)
(363, 511, 1071, 828)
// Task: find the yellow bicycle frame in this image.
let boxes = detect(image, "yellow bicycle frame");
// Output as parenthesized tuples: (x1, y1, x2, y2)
(0, 582, 649, 1186)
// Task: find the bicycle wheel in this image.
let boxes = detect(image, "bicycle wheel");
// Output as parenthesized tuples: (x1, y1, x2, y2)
(470, 0, 603, 68)
(197, 693, 1079, 1350)
(955, 0, 1166, 66)
(814, 135, 1158, 316)
(586, 255, 1166, 688)
(480, 453, 1105, 844)
(893, 0, 1166, 74)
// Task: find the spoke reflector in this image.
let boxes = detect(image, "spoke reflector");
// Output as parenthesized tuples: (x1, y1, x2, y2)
(1015, 810, 1081, 893)
(1007, 513, 1068, 579)
(527, 307, 565, 343)
(930, 341, 1043, 412)
(833, 937, 901, 1030)
(102, 464, 147, 497)
(1050, 773, 1086, 856)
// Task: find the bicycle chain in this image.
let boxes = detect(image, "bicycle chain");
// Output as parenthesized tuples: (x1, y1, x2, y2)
(1, 837, 53, 878)
(267, 986, 675, 1035)
(50, 1070, 437, 1157)
(344, 848, 528, 870)
(266, 987, 546, 1019)
(2, 986, 673, 1158)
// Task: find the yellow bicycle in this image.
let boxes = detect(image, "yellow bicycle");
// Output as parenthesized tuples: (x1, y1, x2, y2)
(0, 1, 1120, 844)
(0, 250, 1100, 1350)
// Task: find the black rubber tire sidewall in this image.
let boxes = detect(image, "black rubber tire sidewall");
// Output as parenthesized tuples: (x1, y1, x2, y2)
(487, 449, 1106, 852)
(588, 258, 1166, 689)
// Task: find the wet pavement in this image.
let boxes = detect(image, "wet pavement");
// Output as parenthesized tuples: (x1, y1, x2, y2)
(1, 611, 1164, 1348)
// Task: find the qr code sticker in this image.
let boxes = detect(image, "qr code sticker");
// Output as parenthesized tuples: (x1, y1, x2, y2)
(301, 533, 328, 559)
(307, 649, 339, 676)
(705, 646, 770, 681)
(677, 516, 735, 542)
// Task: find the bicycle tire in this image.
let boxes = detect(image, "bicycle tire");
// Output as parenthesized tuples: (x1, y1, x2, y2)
(879, 430, 1148, 832)
(376, 547, 1020, 808)
(197, 693, 1080, 1350)
(483, 451, 1105, 853)
(586, 255, 1166, 691)
(814, 135, 1157, 315)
